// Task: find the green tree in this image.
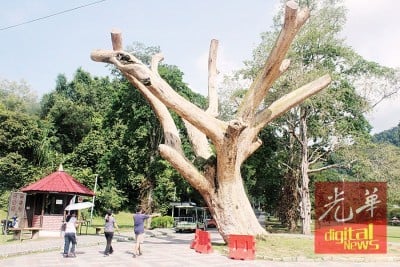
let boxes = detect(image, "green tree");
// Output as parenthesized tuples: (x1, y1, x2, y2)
(328, 140, 400, 207)
(0, 87, 44, 197)
(0, 79, 63, 209)
(236, 0, 396, 234)
(39, 69, 121, 210)
(241, 127, 285, 213)
(0, 79, 39, 114)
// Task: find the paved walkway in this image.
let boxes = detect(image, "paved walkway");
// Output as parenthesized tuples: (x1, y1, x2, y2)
(1, 229, 400, 267)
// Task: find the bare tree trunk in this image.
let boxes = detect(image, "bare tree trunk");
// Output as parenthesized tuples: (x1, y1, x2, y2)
(279, 117, 302, 232)
(279, 171, 299, 232)
(203, 168, 266, 238)
(299, 107, 311, 235)
(91, 1, 330, 241)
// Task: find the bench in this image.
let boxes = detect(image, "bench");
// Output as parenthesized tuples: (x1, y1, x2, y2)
(95, 226, 104, 235)
(8, 227, 41, 240)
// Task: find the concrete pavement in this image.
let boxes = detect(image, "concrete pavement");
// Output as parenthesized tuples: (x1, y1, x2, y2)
(1, 229, 400, 267)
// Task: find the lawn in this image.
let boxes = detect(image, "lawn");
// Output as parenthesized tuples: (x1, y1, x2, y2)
(90, 210, 134, 229)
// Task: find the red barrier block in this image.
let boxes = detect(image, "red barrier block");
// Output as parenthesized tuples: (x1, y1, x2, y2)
(228, 234, 255, 260)
(195, 230, 213, 254)
(190, 228, 202, 249)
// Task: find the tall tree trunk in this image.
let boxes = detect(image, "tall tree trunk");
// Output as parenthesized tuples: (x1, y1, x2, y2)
(299, 108, 311, 235)
(279, 122, 300, 232)
(279, 171, 299, 232)
(203, 168, 266, 239)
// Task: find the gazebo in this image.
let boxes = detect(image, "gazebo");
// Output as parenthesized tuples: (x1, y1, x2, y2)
(19, 165, 95, 235)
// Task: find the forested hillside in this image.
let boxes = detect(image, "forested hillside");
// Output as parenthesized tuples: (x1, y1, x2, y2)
(373, 124, 400, 147)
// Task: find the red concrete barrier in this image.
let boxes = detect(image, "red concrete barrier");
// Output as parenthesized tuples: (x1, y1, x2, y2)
(190, 228, 201, 249)
(228, 234, 255, 260)
(194, 230, 213, 254)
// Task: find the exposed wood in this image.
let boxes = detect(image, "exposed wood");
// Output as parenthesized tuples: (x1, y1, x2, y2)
(255, 74, 332, 130)
(91, 1, 332, 240)
(123, 71, 185, 155)
(159, 144, 210, 193)
(183, 119, 212, 159)
(182, 39, 218, 159)
(108, 34, 184, 155)
(237, 1, 310, 122)
(151, 53, 164, 78)
(91, 50, 227, 144)
(110, 29, 123, 51)
(206, 39, 219, 117)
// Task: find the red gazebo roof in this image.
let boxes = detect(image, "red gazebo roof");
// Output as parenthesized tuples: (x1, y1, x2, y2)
(20, 166, 95, 196)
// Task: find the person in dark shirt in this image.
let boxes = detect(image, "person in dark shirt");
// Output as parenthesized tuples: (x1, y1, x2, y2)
(132, 207, 159, 257)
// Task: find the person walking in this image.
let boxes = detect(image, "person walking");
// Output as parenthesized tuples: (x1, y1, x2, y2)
(63, 213, 78, 258)
(104, 209, 119, 256)
(133, 207, 160, 257)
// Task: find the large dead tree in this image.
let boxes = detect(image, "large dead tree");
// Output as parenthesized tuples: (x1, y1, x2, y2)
(91, 1, 331, 240)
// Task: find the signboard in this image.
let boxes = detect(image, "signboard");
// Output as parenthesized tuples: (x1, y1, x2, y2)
(315, 182, 387, 254)
(8, 192, 27, 228)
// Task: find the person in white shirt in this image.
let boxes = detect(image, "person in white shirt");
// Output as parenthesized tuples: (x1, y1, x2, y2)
(63, 213, 78, 258)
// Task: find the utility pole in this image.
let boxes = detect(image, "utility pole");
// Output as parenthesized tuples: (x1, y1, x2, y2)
(90, 174, 98, 225)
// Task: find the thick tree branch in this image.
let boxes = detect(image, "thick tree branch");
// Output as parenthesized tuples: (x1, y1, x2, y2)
(237, 1, 310, 122)
(106, 31, 184, 155)
(123, 68, 185, 155)
(238, 136, 262, 165)
(106, 30, 212, 196)
(91, 49, 227, 143)
(159, 144, 211, 193)
(183, 119, 213, 159)
(183, 39, 218, 159)
(255, 74, 332, 131)
(206, 39, 219, 117)
(151, 53, 164, 78)
(110, 29, 123, 51)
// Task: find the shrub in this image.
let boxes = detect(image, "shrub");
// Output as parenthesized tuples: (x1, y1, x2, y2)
(150, 216, 174, 229)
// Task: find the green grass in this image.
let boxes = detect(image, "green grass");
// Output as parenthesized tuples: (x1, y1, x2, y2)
(213, 218, 400, 260)
(90, 211, 133, 229)
(388, 225, 400, 243)
(213, 231, 400, 261)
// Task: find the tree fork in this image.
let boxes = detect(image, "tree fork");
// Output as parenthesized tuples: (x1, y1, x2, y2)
(91, 1, 332, 241)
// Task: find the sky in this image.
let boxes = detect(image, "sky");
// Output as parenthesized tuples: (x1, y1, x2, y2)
(0, 0, 398, 134)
